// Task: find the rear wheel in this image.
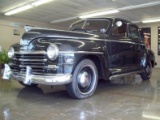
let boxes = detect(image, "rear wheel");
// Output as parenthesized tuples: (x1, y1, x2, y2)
(66, 59, 98, 99)
(140, 61, 152, 80)
(18, 81, 38, 87)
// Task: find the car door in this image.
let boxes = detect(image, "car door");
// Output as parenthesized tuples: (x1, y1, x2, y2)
(106, 20, 133, 75)
(128, 24, 146, 71)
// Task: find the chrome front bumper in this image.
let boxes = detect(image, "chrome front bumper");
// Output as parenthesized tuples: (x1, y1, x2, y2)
(3, 64, 72, 85)
(11, 73, 72, 85)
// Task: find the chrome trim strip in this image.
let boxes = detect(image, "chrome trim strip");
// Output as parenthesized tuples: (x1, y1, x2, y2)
(19, 69, 44, 72)
(19, 58, 47, 62)
(109, 70, 144, 80)
(10, 63, 45, 66)
(14, 50, 103, 55)
(13, 58, 47, 62)
(59, 51, 103, 54)
(19, 72, 45, 75)
(11, 73, 72, 85)
(47, 35, 100, 40)
(43, 35, 144, 45)
(13, 58, 19, 60)
(19, 65, 47, 68)
(15, 51, 46, 55)
(105, 40, 144, 45)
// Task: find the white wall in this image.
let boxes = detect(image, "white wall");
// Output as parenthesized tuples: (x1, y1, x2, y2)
(0, 21, 24, 51)
(0, 15, 66, 51)
(139, 22, 160, 68)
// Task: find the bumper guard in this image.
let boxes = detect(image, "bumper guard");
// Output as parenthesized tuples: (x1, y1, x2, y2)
(2, 64, 72, 85)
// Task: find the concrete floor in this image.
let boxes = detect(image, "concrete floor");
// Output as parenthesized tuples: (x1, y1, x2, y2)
(0, 69, 160, 120)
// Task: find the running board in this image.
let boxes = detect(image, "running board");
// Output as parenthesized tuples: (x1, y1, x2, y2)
(109, 70, 144, 80)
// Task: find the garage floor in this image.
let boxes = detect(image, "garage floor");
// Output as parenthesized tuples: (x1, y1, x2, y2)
(0, 69, 160, 120)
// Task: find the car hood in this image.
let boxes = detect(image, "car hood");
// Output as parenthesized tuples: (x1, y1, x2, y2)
(21, 28, 101, 45)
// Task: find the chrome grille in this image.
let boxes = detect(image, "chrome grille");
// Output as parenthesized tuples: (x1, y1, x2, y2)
(10, 51, 47, 74)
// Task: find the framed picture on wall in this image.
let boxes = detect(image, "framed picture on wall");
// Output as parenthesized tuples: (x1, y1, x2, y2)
(13, 29, 20, 36)
(141, 27, 151, 49)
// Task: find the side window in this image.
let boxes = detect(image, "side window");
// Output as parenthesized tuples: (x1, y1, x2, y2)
(84, 19, 110, 31)
(112, 21, 127, 37)
(129, 25, 139, 39)
(69, 21, 85, 30)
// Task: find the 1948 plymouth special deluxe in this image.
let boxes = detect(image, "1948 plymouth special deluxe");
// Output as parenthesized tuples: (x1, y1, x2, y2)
(3, 18, 156, 99)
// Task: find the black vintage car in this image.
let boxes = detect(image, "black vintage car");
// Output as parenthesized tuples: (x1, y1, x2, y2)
(3, 18, 156, 99)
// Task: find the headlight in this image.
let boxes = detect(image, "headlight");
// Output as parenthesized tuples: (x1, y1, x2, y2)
(8, 47, 14, 58)
(47, 44, 59, 60)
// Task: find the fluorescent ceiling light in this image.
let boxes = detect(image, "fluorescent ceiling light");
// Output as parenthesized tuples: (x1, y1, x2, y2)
(142, 19, 160, 23)
(142, 112, 160, 120)
(4, 0, 53, 16)
(119, 1, 160, 11)
(5, 5, 33, 16)
(79, 9, 119, 19)
(32, 0, 53, 6)
(131, 21, 141, 24)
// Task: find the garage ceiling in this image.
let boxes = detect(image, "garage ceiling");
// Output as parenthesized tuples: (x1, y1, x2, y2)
(0, 0, 160, 28)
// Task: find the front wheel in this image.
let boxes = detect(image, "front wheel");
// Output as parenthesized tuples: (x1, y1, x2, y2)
(140, 61, 152, 80)
(66, 59, 98, 99)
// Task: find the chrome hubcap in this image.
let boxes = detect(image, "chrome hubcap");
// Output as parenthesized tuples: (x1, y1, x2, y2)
(78, 71, 91, 88)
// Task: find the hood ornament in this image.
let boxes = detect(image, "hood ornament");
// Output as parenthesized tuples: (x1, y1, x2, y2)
(20, 39, 29, 46)
(24, 25, 35, 32)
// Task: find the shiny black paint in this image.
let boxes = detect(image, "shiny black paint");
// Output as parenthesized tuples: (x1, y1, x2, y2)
(105, 37, 133, 74)
(131, 39, 146, 71)
(10, 18, 156, 80)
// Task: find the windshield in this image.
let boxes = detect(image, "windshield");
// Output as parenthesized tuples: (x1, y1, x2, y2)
(69, 19, 110, 33)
